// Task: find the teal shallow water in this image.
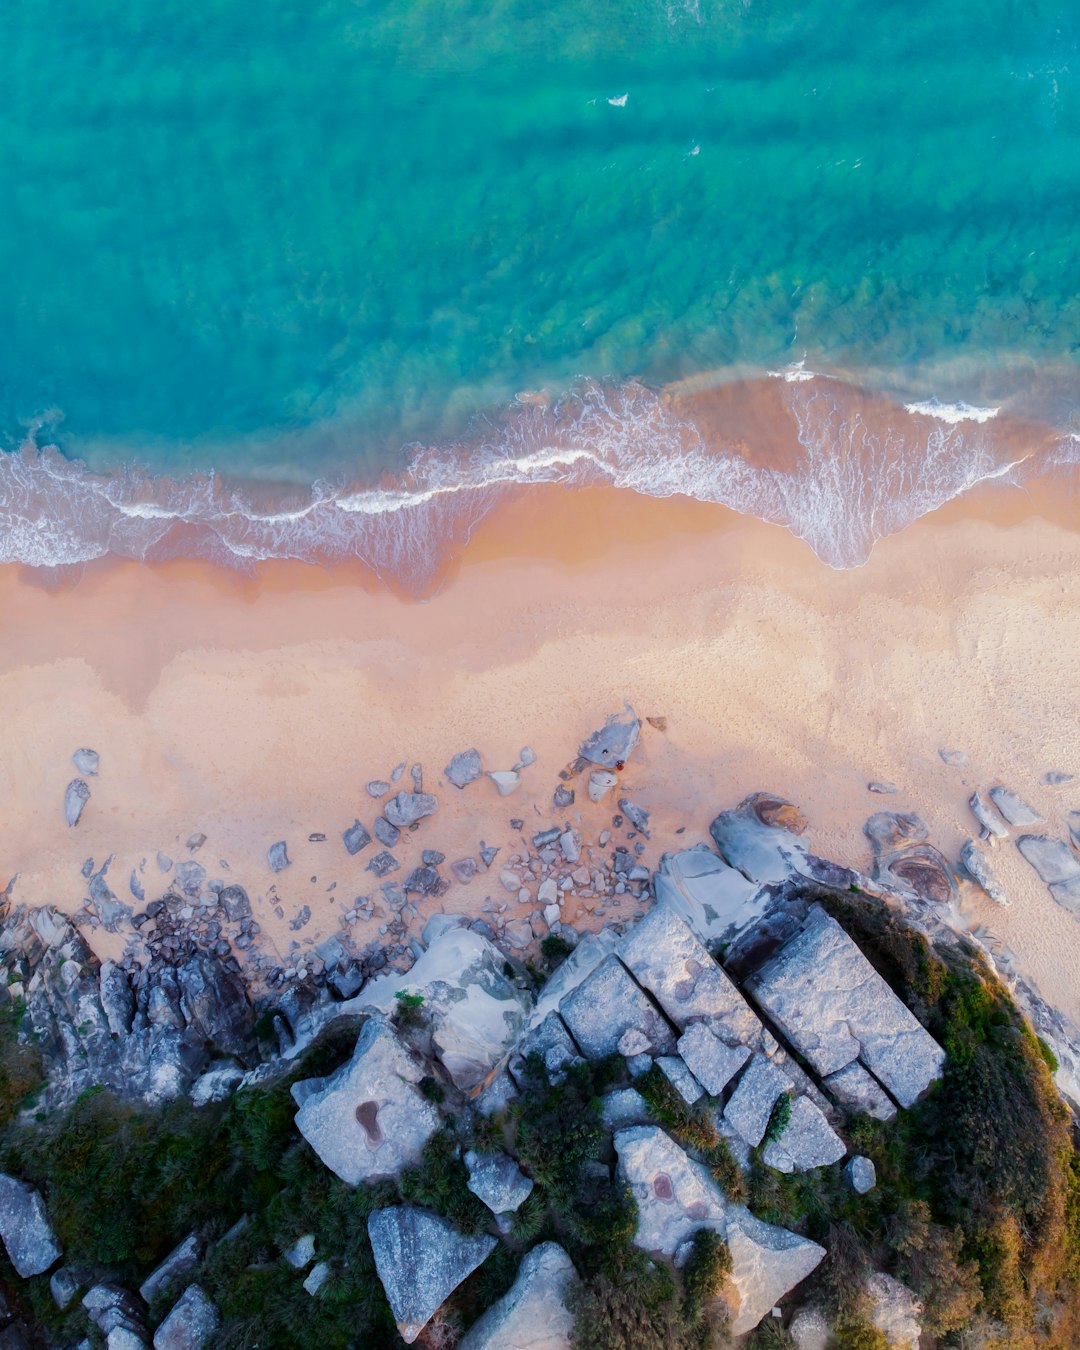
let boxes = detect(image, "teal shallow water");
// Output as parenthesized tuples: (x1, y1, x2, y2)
(0, 0, 1078, 570)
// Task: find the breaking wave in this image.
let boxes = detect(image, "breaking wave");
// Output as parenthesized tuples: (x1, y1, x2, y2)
(0, 377, 1072, 587)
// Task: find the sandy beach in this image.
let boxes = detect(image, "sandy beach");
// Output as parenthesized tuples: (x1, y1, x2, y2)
(1, 482, 1078, 1021)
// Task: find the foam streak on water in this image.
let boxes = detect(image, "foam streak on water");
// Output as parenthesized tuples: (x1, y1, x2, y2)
(0, 379, 1070, 586)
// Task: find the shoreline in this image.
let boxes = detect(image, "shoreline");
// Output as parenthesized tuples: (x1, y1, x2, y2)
(2, 482, 1080, 1020)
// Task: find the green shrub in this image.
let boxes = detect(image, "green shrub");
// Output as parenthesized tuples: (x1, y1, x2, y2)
(398, 1128, 491, 1235)
(0, 997, 42, 1129)
(571, 1247, 723, 1350)
(763, 1091, 793, 1145)
(682, 1228, 732, 1319)
(831, 1318, 888, 1350)
(540, 934, 575, 967)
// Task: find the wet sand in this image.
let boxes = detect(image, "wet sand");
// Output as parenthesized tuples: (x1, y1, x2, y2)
(1, 482, 1078, 1020)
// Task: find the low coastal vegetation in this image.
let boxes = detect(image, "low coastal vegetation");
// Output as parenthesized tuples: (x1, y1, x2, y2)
(2, 887, 1079, 1347)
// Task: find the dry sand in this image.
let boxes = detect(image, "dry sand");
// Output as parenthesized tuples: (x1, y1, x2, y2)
(1, 483, 1078, 1020)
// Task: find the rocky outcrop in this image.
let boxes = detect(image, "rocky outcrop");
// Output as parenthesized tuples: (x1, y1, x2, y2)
(865, 812, 957, 906)
(152, 1286, 220, 1350)
(0, 1175, 61, 1277)
(725, 1209, 826, 1336)
(458, 1242, 577, 1350)
(367, 1206, 496, 1344)
(746, 906, 945, 1108)
(709, 796, 808, 885)
(291, 1017, 439, 1185)
(652, 845, 763, 944)
(559, 955, 674, 1059)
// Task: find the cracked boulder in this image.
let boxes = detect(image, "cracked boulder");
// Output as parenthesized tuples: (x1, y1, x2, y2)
(458, 1242, 578, 1350)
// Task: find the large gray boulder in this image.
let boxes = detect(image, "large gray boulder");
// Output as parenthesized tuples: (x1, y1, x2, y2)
(760, 1095, 846, 1173)
(352, 927, 532, 1092)
(368, 1206, 496, 1344)
(0, 1175, 61, 1276)
(614, 1127, 824, 1334)
(723, 1055, 792, 1148)
(458, 1242, 577, 1350)
(709, 798, 808, 885)
(464, 1151, 533, 1214)
(677, 1022, 751, 1097)
(559, 955, 674, 1059)
(652, 846, 764, 944)
(746, 906, 944, 1108)
(152, 1286, 221, 1350)
(384, 792, 439, 829)
(292, 1017, 440, 1185)
(618, 903, 769, 1050)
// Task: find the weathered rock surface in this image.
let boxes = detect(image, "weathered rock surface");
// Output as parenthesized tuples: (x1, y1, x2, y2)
(1017, 835, 1080, 910)
(445, 750, 483, 789)
(374, 817, 401, 847)
(368, 1206, 496, 1344)
(866, 1272, 922, 1349)
(507, 1011, 580, 1087)
(600, 1088, 652, 1130)
(652, 846, 763, 943)
(823, 1062, 896, 1121)
(0, 1175, 61, 1277)
(865, 812, 957, 905)
(83, 1284, 147, 1344)
(724, 1056, 792, 1148)
(559, 955, 674, 1059)
(615, 1127, 824, 1334)
(844, 1155, 876, 1194)
(355, 927, 532, 1091)
(970, 790, 1009, 840)
(656, 1055, 703, 1105)
(989, 786, 1042, 827)
(384, 792, 439, 828)
(366, 780, 390, 798)
(152, 1286, 221, 1350)
(303, 1262, 330, 1296)
(291, 1017, 440, 1185)
(342, 820, 372, 855)
(677, 1022, 751, 1097)
(789, 1307, 832, 1349)
(464, 1150, 533, 1214)
(579, 710, 639, 767)
(747, 906, 945, 1108)
(709, 796, 808, 884)
(761, 1095, 846, 1173)
(619, 903, 768, 1049)
(458, 1242, 577, 1350)
(65, 779, 91, 827)
(961, 840, 1008, 906)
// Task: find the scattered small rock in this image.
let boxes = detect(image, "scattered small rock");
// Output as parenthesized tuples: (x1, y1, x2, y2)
(553, 786, 575, 808)
(421, 850, 445, 867)
(343, 820, 373, 856)
(267, 842, 290, 872)
(588, 770, 618, 803)
(1044, 771, 1075, 786)
(375, 817, 401, 847)
(384, 792, 439, 829)
(367, 780, 391, 798)
(868, 782, 898, 794)
(452, 859, 478, 884)
(368, 852, 400, 878)
(64, 780, 91, 828)
(71, 748, 100, 776)
(939, 749, 966, 766)
(844, 1156, 877, 1194)
(488, 770, 520, 797)
(445, 749, 483, 789)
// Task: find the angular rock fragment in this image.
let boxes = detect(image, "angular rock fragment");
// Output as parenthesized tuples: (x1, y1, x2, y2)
(65, 779, 91, 827)
(368, 1206, 496, 1344)
(619, 799, 650, 836)
(710, 797, 808, 884)
(579, 710, 639, 767)
(960, 840, 1008, 905)
(342, 820, 372, 855)
(487, 771, 520, 796)
(451, 858, 478, 884)
(970, 790, 1009, 840)
(139, 1234, 203, 1304)
(587, 770, 618, 803)
(938, 748, 966, 766)
(653, 845, 763, 943)
(218, 885, 251, 921)
(404, 866, 439, 896)
(464, 1150, 534, 1214)
(374, 816, 400, 847)
(656, 1055, 703, 1105)
(267, 841, 290, 872)
(152, 1284, 221, 1350)
(458, 1242, 577, 1350)
(677, 1022, 751, 1097)
(0, 1175, 61, 1276)
(367, 851, 400, 878)
(726, 1210, 826, 1335)
(291, 1018, 440, 1185)
(446, 750, 483, 789)
(747, 907, 945, 1108)
(989, 787, 1042, 827)
(724, 1056, 792, 1148)
(384, 792, 438, 828)
(72, 748, 100, 775)
(760, 1095, 846, 1173)
(303, 1262, 330, 1297)
(553, 786, 575, 808)
(559, 955, 674, 1059)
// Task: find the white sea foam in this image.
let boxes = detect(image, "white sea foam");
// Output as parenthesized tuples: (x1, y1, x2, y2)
(767, 360, 818, 383)
(0, 379, 1054, 582)
(607, 93, 628, 107)
(903, 398, 1001, 424)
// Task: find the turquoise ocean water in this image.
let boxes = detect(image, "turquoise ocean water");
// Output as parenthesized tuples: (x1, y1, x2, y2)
(0, 0, 1078, 576)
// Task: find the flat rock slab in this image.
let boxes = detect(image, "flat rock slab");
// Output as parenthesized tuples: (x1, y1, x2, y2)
(989, 787, 1042, 827)
(291, 1017, 440, 1185)
(464, 1150, 533, 1214)
(619, 903, 767, 1048)
(960, 840, 1008, 906)
(677, 1022, 751, 1097)
(726, 1209, 826, 1336)
(1017, 835, 1080, 911)
(559, 955, 674, 1060)
(445, 749, 483, 788)
(823, 1062, 896, 1121)
(0, 1174, 61, 1277)
(760, 1095, 846, 1173)
(152, 1285, 221, 1350)
(458, 1242, 577, 1350)
(724, 1055, 792, 1148)
(139, 1232, 202, 1303)
(368, 1206, 496, 1344)
(969, 790, 1008, 840)
(746, 906, 945, 1108)
(657, 1055, 703, 1106)
(384, 792, 439, 828)
(342, 821, 372, 855)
